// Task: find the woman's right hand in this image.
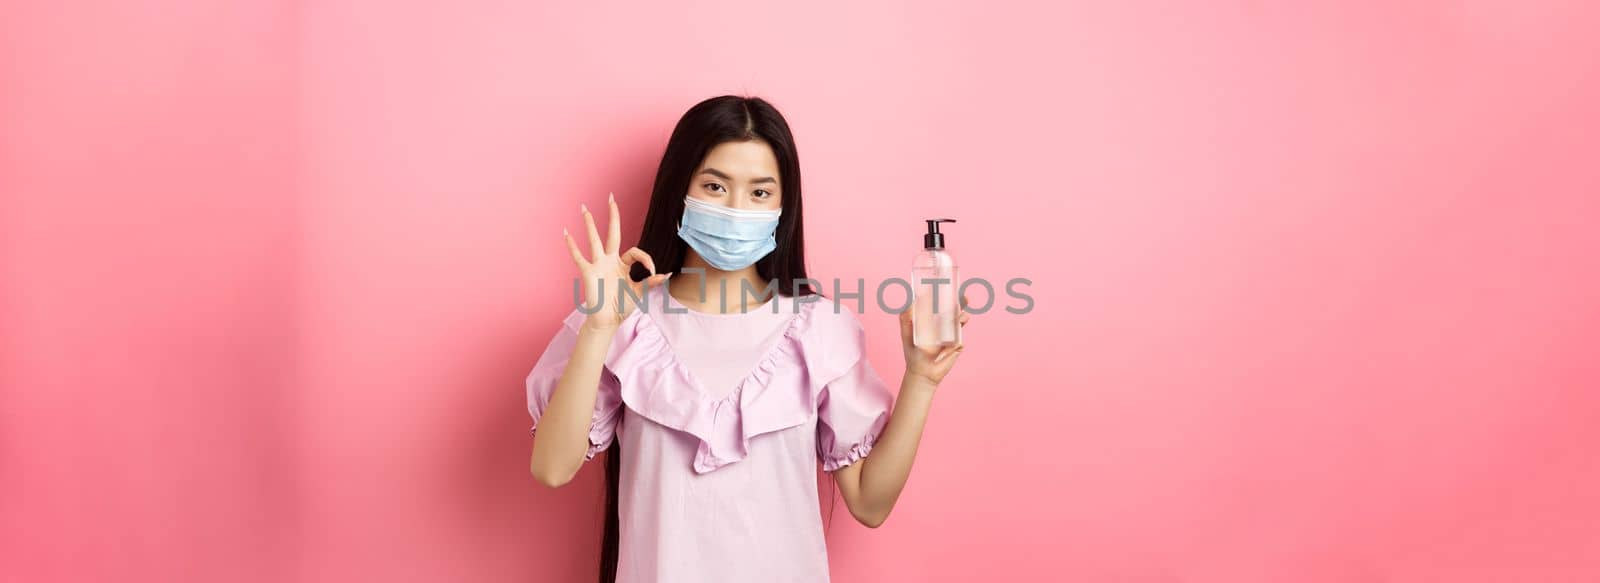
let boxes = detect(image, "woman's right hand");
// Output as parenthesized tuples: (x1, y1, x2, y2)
(564, 192, 667, 332)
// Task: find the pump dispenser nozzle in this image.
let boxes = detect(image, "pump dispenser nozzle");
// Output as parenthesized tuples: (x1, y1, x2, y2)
(923, 218, 956, 249)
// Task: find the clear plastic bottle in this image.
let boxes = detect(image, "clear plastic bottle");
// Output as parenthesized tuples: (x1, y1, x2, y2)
(912, 219, 960, 349)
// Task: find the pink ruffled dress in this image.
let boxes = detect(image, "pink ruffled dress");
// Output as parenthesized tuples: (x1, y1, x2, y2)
(525, 285, 894, 583)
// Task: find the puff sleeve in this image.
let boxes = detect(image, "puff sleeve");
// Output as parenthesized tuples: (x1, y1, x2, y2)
(814, 323, 895, 472)
(525, 310, 624, 462)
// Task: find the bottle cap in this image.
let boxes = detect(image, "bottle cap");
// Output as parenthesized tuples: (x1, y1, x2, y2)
(924, 218, 956, 249)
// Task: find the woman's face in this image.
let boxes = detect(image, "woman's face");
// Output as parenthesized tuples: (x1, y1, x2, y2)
(687, 139, 783, 212)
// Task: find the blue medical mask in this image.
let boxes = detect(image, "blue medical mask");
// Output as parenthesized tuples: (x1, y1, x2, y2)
(677, 196, 782, 271)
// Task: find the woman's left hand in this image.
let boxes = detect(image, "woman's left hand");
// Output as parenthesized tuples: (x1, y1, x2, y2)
(899, 298, 970, 387)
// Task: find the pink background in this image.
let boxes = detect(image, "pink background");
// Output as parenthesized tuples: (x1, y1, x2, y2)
(4, 1, 1599, 581)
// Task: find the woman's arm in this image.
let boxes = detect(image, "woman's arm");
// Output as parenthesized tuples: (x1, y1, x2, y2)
(833, 308, 968, 527)
(529, 193, 664, 488)
(528, 322, 617, 488)
(832, 374, 940, 527)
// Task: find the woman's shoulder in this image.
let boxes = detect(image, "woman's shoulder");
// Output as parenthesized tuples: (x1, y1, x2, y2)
(785, 292, 869, 340)
(781, 292, 877, 386)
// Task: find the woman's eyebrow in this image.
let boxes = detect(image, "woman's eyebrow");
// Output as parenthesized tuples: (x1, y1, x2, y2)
(697, 168, 732, 180)
(698, 167, 777, 185)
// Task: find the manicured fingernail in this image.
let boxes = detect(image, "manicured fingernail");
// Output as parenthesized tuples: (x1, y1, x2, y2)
(581, 203, 588, 214)
(563, 228, 569, 236)
(609, 192, 615, 202)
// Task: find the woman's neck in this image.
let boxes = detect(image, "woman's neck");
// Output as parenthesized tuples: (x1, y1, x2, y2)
(670, 254, 773, 314)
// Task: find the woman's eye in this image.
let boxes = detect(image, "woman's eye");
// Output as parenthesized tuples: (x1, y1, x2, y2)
(704, 183, 725, 193)
(753, 189, 772, 199)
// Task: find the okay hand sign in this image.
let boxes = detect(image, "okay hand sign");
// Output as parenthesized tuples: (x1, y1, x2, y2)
(563, 192, 667, 332)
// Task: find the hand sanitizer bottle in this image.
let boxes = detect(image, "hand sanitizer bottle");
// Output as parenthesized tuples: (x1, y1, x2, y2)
(912, 219, 960, 349)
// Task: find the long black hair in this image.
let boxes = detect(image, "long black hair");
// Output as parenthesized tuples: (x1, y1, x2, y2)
(601, 95, 817, 583)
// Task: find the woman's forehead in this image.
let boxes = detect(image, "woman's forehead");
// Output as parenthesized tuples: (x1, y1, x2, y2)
(699, 140, 779, 179)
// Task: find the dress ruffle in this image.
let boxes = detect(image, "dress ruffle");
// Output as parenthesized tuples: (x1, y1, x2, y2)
(580, 293, 872, 474)
(821, 426, 879, 472)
